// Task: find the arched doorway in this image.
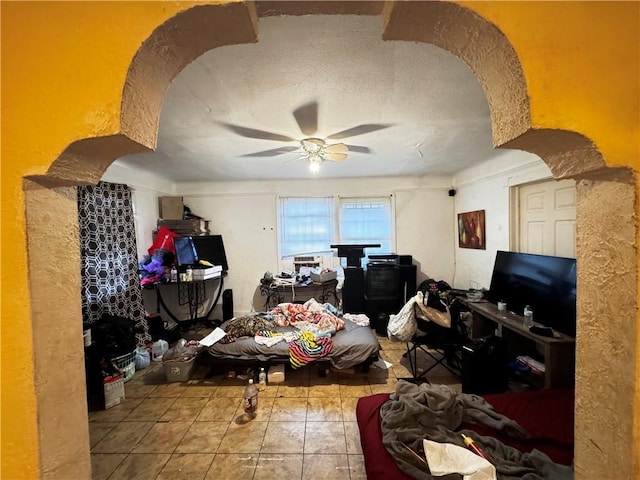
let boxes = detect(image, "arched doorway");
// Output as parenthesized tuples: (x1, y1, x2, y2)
(22, 2, 637, 479)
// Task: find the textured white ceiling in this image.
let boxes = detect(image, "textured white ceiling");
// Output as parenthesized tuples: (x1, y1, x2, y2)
(115, 15, 510, 182)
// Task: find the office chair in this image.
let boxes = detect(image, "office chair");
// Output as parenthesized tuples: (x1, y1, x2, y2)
(404, 296, 468, 383)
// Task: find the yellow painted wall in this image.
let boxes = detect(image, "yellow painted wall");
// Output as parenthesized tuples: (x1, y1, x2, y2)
(1, 1, 638, 478)
(460, 1, 639, 169)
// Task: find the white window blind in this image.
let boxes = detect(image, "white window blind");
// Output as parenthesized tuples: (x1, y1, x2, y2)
(279, 197, 333, 257)
(339, 196, 393, 256)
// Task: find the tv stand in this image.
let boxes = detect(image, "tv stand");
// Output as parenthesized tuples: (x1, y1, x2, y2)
(461, 299, 575, 389)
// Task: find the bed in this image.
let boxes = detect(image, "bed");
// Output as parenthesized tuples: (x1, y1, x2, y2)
(356, 383, 575, 480)
(206, 300, 380, 373)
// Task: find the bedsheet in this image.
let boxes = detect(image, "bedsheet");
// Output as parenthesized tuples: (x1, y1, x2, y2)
(207, 317, 380, 369)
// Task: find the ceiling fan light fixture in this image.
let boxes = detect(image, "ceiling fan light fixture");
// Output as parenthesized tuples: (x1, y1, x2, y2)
(308, 153, 322, 175)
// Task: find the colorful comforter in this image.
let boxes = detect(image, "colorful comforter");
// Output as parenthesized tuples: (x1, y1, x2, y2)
(269, 298, 345, 337)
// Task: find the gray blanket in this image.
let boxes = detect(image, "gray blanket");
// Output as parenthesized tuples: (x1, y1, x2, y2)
(380, 382, 573, 480)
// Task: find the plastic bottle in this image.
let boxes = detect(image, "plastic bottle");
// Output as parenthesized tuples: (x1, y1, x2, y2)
(523, 305, 534, 328)
(258, 367, 267, 391)
(170, 266, 177, 282)
(243, 379, 259, 418)
(151, 339, 169, 361)
(186, 266, 193, 282)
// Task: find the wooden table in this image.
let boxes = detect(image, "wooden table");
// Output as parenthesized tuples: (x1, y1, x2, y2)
(259, 279, 339, 310)
(460, 298, 575, 388)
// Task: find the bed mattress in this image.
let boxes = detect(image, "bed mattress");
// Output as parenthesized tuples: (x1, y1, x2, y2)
(207, 317, 380, 370)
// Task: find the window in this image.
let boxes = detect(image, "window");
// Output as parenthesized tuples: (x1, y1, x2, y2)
(278, 195, 394, 260)
(279, 197, 333, 257)
(338, 196, 393, 257)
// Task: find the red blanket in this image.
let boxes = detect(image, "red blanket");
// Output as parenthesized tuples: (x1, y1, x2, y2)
(356, 389, 574, 480)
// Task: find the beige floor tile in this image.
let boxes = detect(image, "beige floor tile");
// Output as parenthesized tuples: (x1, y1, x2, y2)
(306, 397, 343, 422)
(180, 385, 217, 397)
(197, 397, 242, 422)
(156, 453, 215, 480)
(204, 453, 258, 480)
(89, 397, 144, 423)
(160, 397, 208, 422)
(253, 453, 303, 480)
(370, 378, 398, 395)
(270, 397, 307, 422)
(91, 421, 154, 454)
(307, 383, 341, 398)
(132, 421, 191, 453)
(175, 421, 229, 454)
(124, 397, 176, 422)
(90, 453, 127, 480)
(339, 383, 373, 397)
(108, 453, 171, 480)
(89, 422, 117, 448)
(213, 385, 246, 398)
(302, 454, 350, 480)
(124, 382, 159, 398)
(304, 421, 347, 454)
(217, 420, 268, 453)
(149, 382, 189, 397)
(348, 454, 367, 479)
(276, 384, 309, 398)
(344, 422, 363, 454)
(235, 395, 275, 422)
(256, 384, 279, 398)
(260, 421, 305, 454)
(340, 397, 359, 422)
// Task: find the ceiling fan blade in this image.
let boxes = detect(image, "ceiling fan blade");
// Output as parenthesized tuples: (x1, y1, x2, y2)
(345, 144, 371, 154)
(323, 143, 349, 154)
(324, 152, 348, 162)
(220, 122, 295, 142)
(327, 123, 394, 140)
(239, 146, 300, 157)
(293, 101, 318, 136)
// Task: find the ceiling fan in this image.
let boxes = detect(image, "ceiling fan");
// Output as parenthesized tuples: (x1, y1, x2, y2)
(221, 101, 393, 173)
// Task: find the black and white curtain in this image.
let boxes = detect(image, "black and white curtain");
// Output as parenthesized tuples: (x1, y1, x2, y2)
(78, 182, 150, 345)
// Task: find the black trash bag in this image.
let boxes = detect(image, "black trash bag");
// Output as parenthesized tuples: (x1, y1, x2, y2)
(91, 313, 137, 357)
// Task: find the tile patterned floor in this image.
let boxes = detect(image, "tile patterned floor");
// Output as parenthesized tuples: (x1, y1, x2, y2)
(90, 335, 460, 480)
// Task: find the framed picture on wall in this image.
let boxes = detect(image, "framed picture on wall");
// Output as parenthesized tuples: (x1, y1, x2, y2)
(458, 209, 486, 249)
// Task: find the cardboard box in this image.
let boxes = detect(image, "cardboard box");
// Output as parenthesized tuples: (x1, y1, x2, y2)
(163, 357, 196, 382)
(310, 270, 337, 283)
(192, 266, 223, 281)
(158, 196, 184, 220)
(268, 364, 285, 383)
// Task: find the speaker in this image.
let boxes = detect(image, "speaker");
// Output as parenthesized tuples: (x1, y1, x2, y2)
(343, 268, 365, 313)
(461, 336, 508, 394)
(222, 289, 234, 321)
(399, 264, 417, 302)
(398, 254, 413, 266)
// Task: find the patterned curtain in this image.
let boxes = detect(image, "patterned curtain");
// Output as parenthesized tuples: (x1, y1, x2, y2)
(78, 182, 150, 345)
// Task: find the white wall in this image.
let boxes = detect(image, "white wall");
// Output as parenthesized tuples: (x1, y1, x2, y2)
(107, 151, 555, 320)
(452, 151, 553, 290)
(178, 176, 454, 317)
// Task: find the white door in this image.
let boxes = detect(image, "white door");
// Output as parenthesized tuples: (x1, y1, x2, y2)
(518, 179, 576, 258)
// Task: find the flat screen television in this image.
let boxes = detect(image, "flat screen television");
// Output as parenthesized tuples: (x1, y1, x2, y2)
(488, 250, 576, 337)
(191, 235, 229, 272)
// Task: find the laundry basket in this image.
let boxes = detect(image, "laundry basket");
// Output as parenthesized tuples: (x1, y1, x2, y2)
(111, 349, 137, 382)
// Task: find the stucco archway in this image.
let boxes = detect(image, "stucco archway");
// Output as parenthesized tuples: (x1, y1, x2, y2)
(22, 2, 637, 479)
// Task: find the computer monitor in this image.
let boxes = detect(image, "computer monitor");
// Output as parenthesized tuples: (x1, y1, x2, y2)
(192, 235, 229, 271)
(173, 236, 198, 267)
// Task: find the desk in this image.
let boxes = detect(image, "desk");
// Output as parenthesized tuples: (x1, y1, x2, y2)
(143, 276, 224, 325)
(460, 299, 575, 389)
(259, 279, 339, 310)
